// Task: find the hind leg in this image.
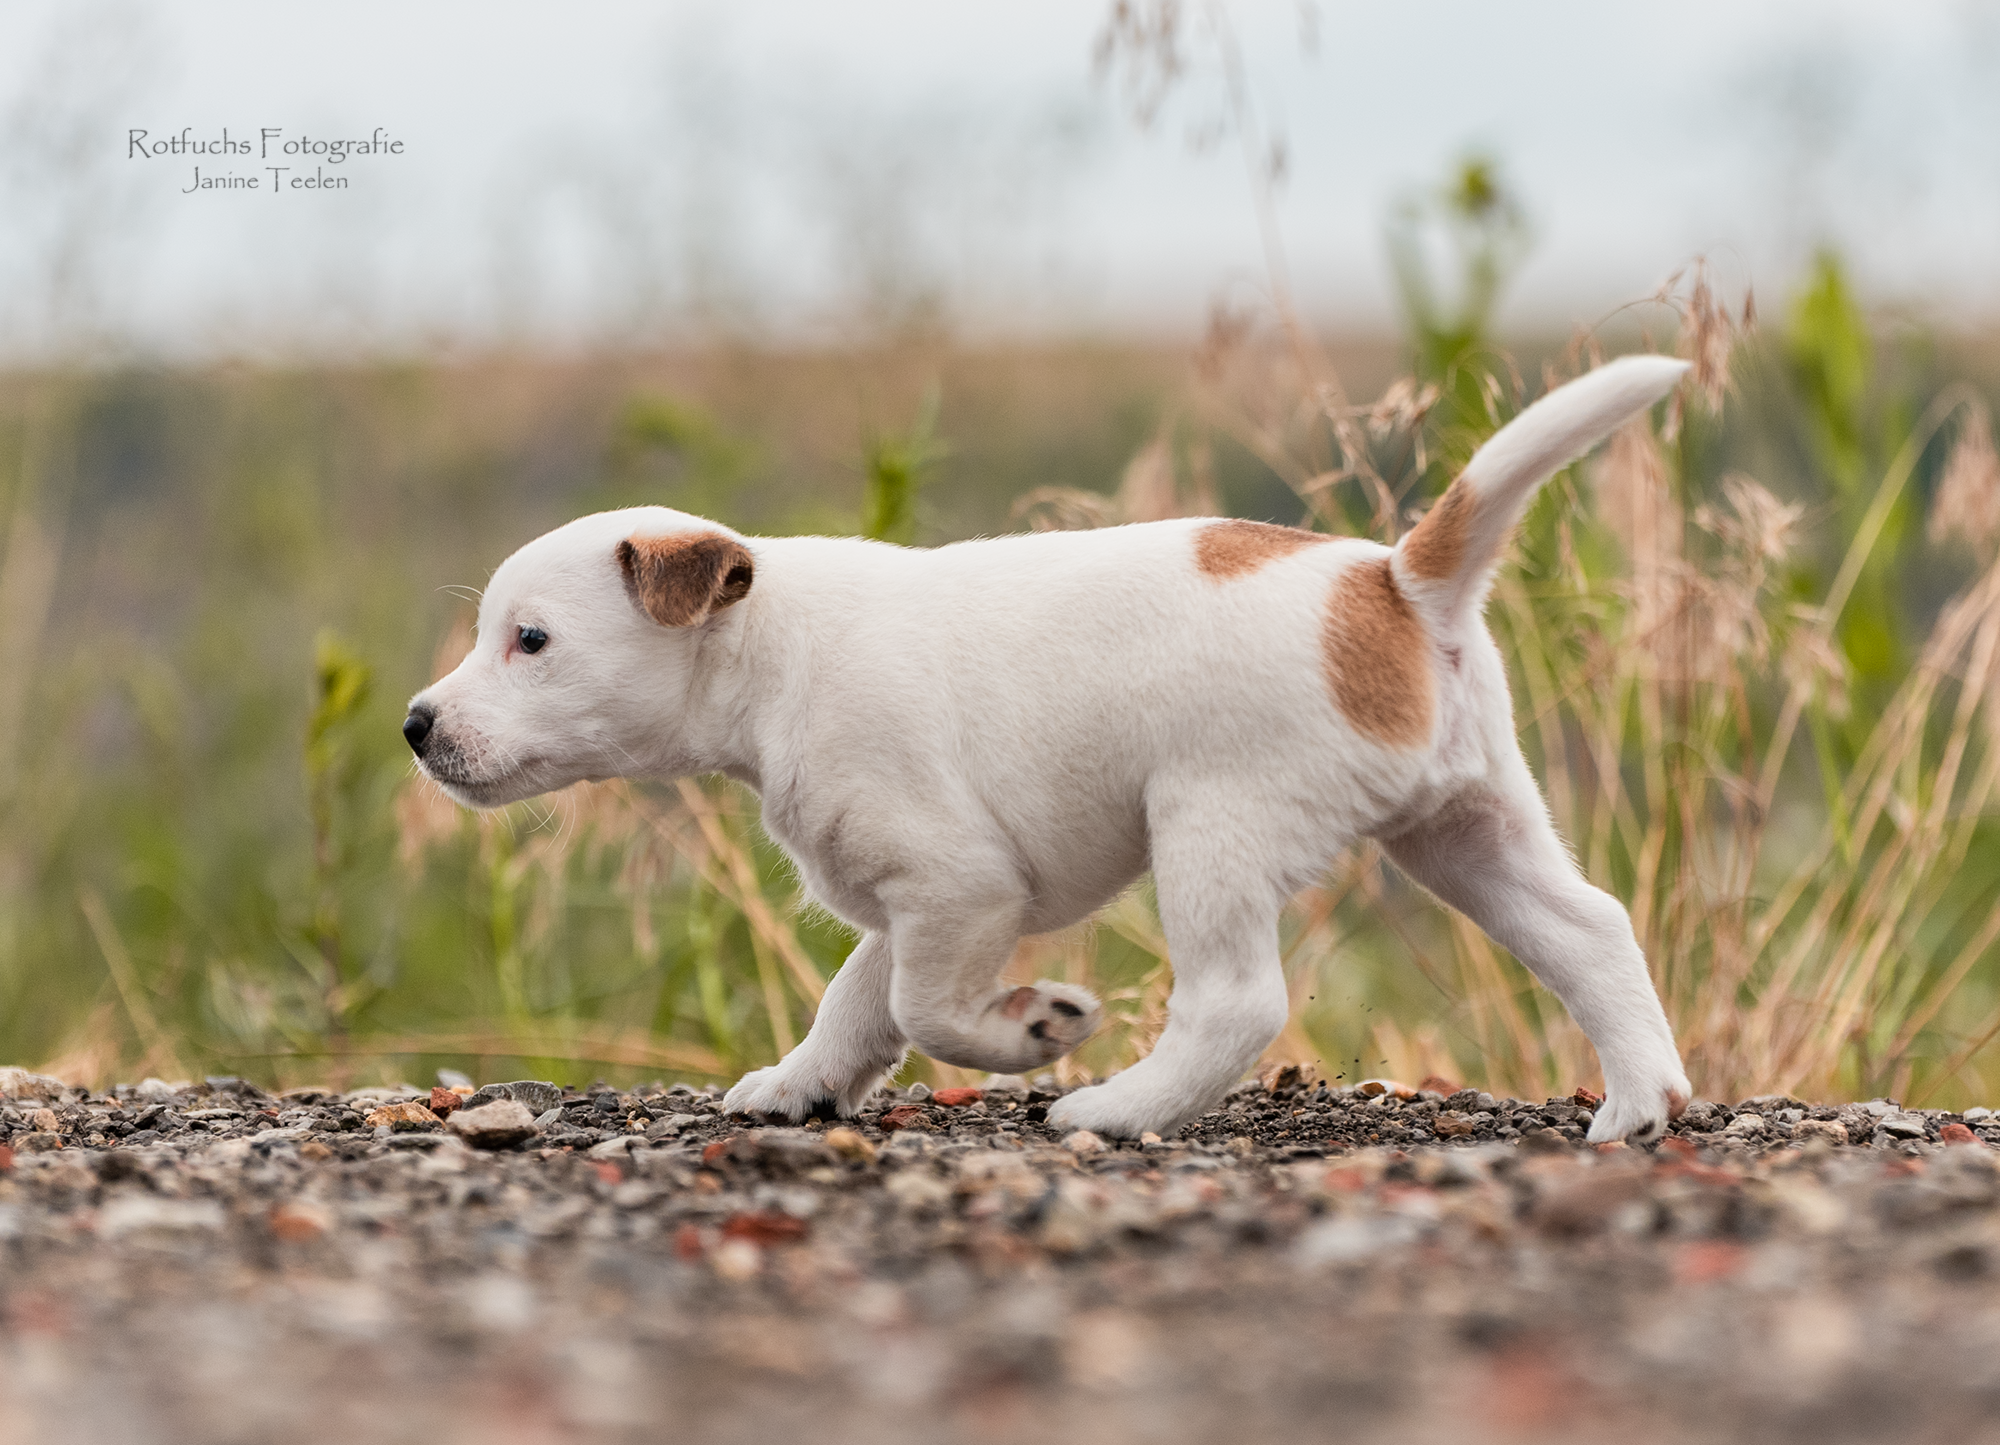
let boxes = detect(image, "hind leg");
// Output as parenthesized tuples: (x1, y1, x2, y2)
(1050, 818, 1291, 1139)
(724, 931, 906, 1119)
(1377, 773, 1689, 1144)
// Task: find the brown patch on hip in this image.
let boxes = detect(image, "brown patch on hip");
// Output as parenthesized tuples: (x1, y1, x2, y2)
(1194, 519, 1330, 579)
(1323, 559, 1433, 747)
(1399, 476, 1476, 581)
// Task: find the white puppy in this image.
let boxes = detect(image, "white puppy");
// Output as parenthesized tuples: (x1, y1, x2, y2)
(405, 356, 1693, 1143)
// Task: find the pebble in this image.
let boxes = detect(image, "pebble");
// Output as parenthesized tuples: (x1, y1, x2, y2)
(1521, 1127, 1571, 1153)
(1535, 1169, 1650, 1235)
(463, 1080, 563, 1115)
(268, 1201, 331, 1242)
(98, 1196, 226, 1238)
(445, 1098, 539, 1149)
(0, 1068, 66, 1102)
(364, 1101, 441, 1131)
(709, 1239, 763, 1281)
(2, 1065, 1999, 1443)
(1878, 1113, 1929, 1139)
(823, 1127, 877, 1163)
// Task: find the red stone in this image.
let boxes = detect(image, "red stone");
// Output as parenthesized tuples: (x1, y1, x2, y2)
(702, 1137, 737, 1165)
(1673, 1240, 1747, 1285)
(932, 1088, 984, 1108)
(593, 1160, 624, 1186)
(1657, 1136, 1697, 1159)
(428, 1087, 462, 1119)
(878, 1104, 927, 1132)
(1571, 1086, 1604, 1107)
(268, 1203, 325, 1243)
(674, 1224, 706, 1260)
(721, 1211, 809, 1247)
(0, 1143, 13, 1172)
(1940, 1122, 1981, 1145)
(1655, 1158, 1742, 1187)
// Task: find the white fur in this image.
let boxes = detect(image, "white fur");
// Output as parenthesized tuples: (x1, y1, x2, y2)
(409, 356, 1694, 1143)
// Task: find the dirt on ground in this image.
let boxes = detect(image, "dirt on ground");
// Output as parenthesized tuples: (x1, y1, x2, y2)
(3, 1064, 2000, 1445)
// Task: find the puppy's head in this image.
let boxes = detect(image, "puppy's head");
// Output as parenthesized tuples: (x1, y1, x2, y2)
(404, 506, 754, 808)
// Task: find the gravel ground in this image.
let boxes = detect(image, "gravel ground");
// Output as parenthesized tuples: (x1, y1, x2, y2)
(5, 1064, 2000, 1445)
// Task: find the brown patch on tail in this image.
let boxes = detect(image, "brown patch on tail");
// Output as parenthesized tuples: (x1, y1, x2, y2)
(617, 532, 755, 627)
(1323, 559, 1432, 746)
(1194, 519, 1330, 579)
(1399, 476, 1476, 581)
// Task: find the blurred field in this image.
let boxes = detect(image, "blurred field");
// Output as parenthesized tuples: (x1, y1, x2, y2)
(5, 251, 2000, 1109)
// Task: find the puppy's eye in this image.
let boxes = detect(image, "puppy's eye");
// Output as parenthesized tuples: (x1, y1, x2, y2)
(518, 626, 548, 655)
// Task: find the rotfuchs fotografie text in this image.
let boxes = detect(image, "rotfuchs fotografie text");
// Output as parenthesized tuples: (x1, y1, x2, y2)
(127, 128, 405, 195)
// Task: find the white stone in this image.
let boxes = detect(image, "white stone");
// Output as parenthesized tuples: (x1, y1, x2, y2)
(0, 1067, 67, 1102)
(98, 1195, 226, 1238)
(1295, 1214, 1421, 1265)
(446, 1098, 539, 1148)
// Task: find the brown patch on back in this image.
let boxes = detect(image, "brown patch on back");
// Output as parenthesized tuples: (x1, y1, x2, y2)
(1323, 559, 1433, 746)
(1194, 519, 1330, 579)
(1399, 476, 1476, 581)
(617, 531, 755, 627)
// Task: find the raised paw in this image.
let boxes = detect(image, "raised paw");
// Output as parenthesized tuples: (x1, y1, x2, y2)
(1585, 1076, 1691, 1146)
(722, 1057, 893, 1122)
(997, 982, 1102, 1065)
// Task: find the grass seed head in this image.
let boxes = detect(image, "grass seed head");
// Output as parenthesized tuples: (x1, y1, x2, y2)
(1929, 408, 2000, 561)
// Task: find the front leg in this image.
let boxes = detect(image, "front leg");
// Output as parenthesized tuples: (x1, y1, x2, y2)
(724, 932, 905, 1120)
(888, 899, 1103, 1074)
(1048, 826, 1290, 1138)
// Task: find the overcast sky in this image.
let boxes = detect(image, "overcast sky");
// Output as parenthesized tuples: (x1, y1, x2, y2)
(2, 0, 1996, 359)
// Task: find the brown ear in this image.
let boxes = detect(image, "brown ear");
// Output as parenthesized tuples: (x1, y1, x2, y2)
(616, 531, 755, 627)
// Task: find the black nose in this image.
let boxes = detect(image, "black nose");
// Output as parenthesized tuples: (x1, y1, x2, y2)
(402, 705, 435, 755)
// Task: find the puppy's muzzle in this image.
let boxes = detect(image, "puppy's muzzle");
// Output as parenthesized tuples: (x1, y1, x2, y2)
(402, 703, 437, 757)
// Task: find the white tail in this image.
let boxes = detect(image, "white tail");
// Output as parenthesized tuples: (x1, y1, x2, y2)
(1392, 355, 1690, 623)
